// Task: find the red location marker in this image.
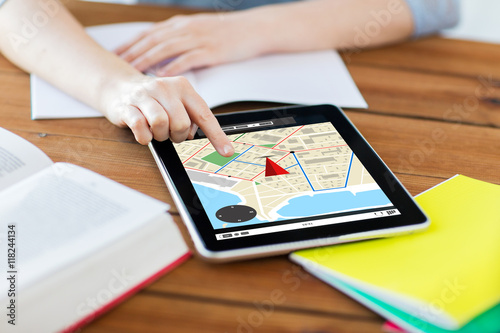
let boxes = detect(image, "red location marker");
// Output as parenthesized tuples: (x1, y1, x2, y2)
(265, 158, 289, 177)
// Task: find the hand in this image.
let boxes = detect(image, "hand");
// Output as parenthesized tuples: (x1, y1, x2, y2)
(115, 13, 266, 76)
(101, 74, 234, 157)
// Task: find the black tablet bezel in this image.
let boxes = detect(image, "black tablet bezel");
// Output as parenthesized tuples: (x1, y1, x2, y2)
(151, 104, 427, 252)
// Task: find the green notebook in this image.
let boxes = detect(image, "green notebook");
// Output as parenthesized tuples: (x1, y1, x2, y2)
(314, 271, 500, 333)
(291, 175, 500, 332)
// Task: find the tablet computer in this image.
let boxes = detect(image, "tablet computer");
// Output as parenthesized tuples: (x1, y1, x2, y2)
(149, 104, 429, 262)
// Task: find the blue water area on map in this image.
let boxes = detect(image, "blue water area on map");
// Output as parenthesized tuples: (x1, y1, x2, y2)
(193, 183, 266, 229)
(276, 189, 391, 218)
(193, 184, 391, 230)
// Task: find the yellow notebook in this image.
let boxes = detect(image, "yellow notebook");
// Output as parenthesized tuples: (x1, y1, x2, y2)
(291, 175, 500, 330)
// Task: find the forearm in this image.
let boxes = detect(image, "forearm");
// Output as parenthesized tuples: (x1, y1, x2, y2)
(0, 0, 234, 154)
(238, 0, 414, 55)
(0, 0, 141, 113)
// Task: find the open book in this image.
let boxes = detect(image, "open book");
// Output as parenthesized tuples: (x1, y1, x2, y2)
(0, 128, 190, 332)
(30, 22, 367, 119)
(291, 175, 500, 333)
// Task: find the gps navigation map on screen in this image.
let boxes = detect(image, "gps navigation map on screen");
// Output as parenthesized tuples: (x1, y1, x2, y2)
(173, 122, 399, 240)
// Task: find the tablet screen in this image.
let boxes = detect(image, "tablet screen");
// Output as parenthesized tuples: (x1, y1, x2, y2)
(173, 121, 399, 241)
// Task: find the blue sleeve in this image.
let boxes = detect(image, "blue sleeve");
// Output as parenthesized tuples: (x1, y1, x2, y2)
(404, 0, 460, 37)
(137, 0, 299, 10)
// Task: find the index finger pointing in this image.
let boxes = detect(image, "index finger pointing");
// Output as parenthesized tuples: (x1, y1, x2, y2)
(186, 103, 234, 157)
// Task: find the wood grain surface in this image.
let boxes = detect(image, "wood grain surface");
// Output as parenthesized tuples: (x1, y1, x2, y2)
(1, 1, 498, 332)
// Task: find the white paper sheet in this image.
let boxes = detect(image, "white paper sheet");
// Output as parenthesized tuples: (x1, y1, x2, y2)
(31, 22, 367, 120)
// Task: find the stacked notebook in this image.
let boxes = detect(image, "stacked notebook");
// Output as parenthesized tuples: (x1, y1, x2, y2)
(291, 175, 500, 333)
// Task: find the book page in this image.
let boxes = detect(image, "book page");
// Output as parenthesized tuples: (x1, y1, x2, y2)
(0, 128, 53, 191)
(194, 50, 368, 109)
(0, 162, 169, 289)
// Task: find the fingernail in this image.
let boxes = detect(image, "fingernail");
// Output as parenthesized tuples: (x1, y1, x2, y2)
(130, 60, 141, 69)
(157, 69, 168, 77)
(159, 66, 174, 77)
(223, 144, 233, 156)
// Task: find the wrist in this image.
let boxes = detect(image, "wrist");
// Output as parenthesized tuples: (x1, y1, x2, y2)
(95, 62, 145, 119)
(237, 3, 333, 56)
(99, 75, 149, 126)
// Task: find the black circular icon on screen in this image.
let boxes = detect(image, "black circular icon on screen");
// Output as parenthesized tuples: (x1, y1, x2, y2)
(216, 205, 257, 223)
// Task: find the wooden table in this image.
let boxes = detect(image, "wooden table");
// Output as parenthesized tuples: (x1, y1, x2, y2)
(2, 1, 499, 332)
